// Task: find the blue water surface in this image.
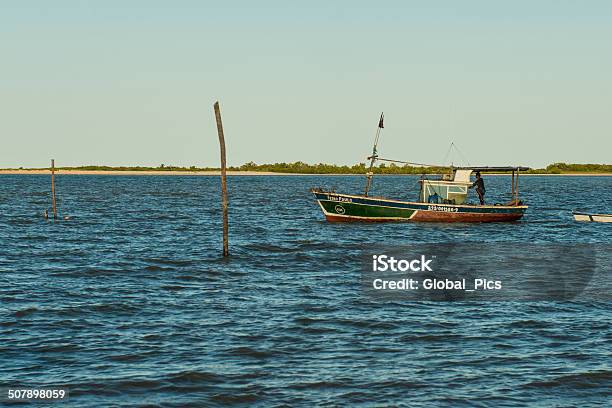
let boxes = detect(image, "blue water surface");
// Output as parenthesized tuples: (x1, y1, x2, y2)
(0, 174, 610, 407)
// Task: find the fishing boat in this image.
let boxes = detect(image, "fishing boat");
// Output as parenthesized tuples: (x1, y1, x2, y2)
(573, 211, 612, 223)
(312, 113, 529, 223)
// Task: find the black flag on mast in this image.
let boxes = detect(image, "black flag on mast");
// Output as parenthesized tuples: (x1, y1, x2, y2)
(378, 113, 384, 129)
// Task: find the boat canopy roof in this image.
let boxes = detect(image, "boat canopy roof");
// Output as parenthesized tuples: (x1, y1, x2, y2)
(454, 166, 530, 172)
(368, 157, 530, 172)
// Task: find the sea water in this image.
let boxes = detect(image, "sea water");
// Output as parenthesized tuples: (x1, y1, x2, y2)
(0, 174, 610, 406)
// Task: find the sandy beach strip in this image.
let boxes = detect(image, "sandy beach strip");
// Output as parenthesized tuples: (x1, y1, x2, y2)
(0, 170, 610, 176)
(0, 170, 295, 176)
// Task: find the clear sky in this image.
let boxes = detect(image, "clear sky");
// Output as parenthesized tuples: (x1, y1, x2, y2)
(1, 1, 610, 168)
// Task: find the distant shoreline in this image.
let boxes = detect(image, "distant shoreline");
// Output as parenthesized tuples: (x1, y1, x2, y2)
(1, 169, 611, 176)
(2, 161, 610, 176)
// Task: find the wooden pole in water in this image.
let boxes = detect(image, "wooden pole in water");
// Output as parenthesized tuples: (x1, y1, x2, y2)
(511, 170, 515, 203)
(516, 168, 520, 205)
(214, 101, 229, 257)
(51, 159, 57, 220)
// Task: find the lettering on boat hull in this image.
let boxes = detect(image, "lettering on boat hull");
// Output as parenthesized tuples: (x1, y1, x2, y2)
(427, 205, 458, 213)
(328, 195, 352, 203)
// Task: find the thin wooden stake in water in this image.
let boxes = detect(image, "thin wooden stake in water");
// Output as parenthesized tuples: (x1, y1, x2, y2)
(51, 159, 57, 221)
(214, 101, 229, 257)
(515, 168, 520, 205)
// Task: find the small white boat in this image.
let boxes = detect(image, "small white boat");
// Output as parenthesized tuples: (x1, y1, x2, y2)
(573, 211, 612, 223)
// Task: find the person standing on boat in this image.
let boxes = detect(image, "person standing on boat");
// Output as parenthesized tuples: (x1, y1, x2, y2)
(470, 172, 486, 205)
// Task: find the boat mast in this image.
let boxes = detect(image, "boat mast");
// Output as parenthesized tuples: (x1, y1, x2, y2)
(364, 112, 384, 197)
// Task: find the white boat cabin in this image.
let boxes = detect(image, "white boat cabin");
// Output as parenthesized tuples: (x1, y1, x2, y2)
(417, 166, 529, 206)
(419, 169, 473, 205)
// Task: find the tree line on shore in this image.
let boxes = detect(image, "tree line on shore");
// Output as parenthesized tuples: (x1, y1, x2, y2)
(7, 161, 610, 174)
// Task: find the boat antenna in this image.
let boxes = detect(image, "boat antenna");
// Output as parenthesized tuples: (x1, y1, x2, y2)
(364, 112, 384, 196)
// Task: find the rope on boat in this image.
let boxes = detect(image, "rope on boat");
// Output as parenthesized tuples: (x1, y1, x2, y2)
(367, 157, 443, 168)
(441, 141, 472, 168)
